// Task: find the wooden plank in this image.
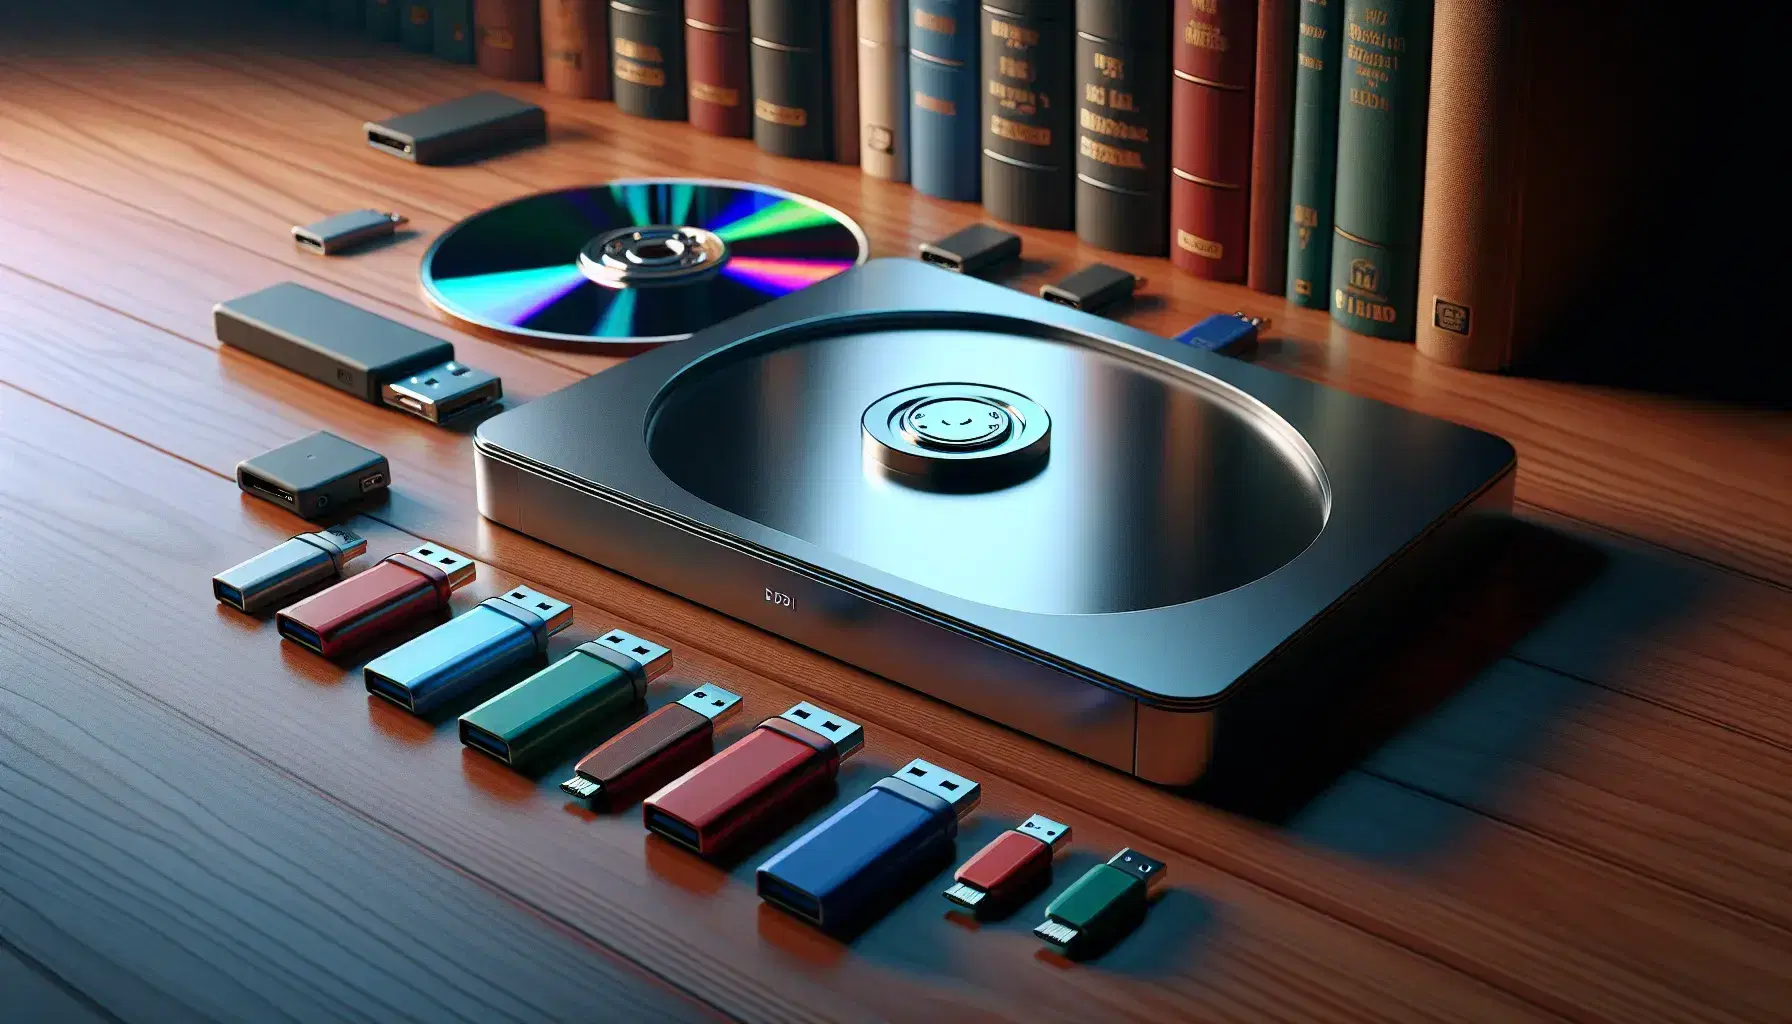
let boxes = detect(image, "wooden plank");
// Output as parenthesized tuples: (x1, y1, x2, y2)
(1, 31, 1786, 583)
(0, 387, 1547, 1024)
(0, 628, 716, 1024)
(4, 232, 1791, 1023)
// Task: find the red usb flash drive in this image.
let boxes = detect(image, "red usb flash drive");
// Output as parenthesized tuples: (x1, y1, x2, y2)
(642, 701, 863, 859)
(275, 544, 475, 658)
(944, 814, 1072, 916)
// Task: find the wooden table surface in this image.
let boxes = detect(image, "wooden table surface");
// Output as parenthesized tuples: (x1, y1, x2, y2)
(2, 4, 1789, 1022)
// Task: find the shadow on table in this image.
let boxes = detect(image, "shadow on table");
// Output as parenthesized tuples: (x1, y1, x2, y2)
(1194, 512, 1718, 867)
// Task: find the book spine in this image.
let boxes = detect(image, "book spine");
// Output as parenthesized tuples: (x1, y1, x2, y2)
(858, 0, 910, 180)
(1329, 0, 1431, 339)
(331, 0, 364, 28)
(1285, 0, 1342, 307)
(400, 1, 436, 51)
(685, 0, 749, 135)
(748, 1, 833, 159)
(1415, 0, 1522, 370)
(543, 0, 611, 98)
(980, 0, 1073, 228)
(1168, 0, 1256, 282)
(367, 0, 401, 41)
(1245, 0, 1297, 293)
(611, 0, 687, 119)
(435, 0, 476, 61)
(476, 0, 544, 80)
(829, 0, 860, 163)
(1073, 0, 1169, 255)
(909, 0, 980, 201)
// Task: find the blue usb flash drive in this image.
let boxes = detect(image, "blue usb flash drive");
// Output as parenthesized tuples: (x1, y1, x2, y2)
(756, 759, 981, 933)
(363, 585, 572, 714)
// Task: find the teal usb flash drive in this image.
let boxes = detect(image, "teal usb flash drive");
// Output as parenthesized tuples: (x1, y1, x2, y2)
(458, 629, 673, 768)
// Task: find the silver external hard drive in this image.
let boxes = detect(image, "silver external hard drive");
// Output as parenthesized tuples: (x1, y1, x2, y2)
(473, 259, 1516, 784)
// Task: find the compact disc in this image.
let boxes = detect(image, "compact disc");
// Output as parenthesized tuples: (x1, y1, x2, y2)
(420, 179, 869, 349)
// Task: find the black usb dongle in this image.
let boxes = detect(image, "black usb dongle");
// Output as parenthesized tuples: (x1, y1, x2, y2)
(237, 431, 389, 519)
(214, 282, 502, 424)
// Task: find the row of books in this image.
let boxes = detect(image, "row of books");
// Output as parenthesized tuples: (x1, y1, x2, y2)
(322, 0, 1615, 372)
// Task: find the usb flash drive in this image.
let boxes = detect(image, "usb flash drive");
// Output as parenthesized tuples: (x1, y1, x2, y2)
(457, 629, 671, 767)
(943, 813, 1072, 916)
(215, 283, 502, 425)
(1039, 263, 1142, 313)
(363, 584, 573, 715)
(1034, 848, 1168, 958)
(643, 701, 863, 860)
(275, 544, 475, 658)
(1172, 312, 1267, 356)
(292, 209, 407, 255)
(757, 759, 982, 933)
(212, 527, 368, 615)
(560, 683, 743, 809)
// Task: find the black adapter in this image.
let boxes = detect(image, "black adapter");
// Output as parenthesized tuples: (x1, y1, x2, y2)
(918, 224, 1022, 277)
(238, 432, 389, 519)
(214, 282, 501, 424)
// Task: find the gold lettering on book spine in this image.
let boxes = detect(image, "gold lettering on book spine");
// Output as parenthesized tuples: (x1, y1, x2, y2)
(615, 57, 665, 87)
(991, 115, 1050, 146)
(755, 99, 808, 126)
(615, 38, 663, 62)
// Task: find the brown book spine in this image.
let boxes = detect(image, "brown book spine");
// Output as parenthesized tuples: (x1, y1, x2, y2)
(1245, 0, 1296, 293)
(685, 0, 750, 135)
(828, 0, 860, 163)
(1169, 0, 1257, 282)
(477, 0, 543, 80)
(541, 0, 610, 98)
(1416, 0, 1522, 370)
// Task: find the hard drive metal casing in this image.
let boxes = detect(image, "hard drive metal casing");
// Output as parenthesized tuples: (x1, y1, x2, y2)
(473, 259, 1516, 784)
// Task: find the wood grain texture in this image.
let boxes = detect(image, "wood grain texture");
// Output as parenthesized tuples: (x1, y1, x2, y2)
(3, 226, 1792, 1021)
(0, 388, 1553, 1023)
(0, 14, 1786, 582)
(0, 613, 716, 1024)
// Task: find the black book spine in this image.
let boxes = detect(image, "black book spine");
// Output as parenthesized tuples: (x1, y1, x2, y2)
(981, 0, 1073, 228)
(610, 0, 688, 120)
(748, 0, 833, 160)
(1072, 0, 1168, 255)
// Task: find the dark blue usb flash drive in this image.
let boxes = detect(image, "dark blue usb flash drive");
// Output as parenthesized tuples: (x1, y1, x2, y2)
(756, 759, 981, 933)
(363, 584, 572, 714)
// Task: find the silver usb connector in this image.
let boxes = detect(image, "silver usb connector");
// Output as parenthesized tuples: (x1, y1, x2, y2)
(380, 361, 502, 423)
(891, 759, 981, 819)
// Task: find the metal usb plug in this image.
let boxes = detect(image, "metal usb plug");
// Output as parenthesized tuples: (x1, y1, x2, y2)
(379, 361, 502, 424)
(363, 583, 572, 715)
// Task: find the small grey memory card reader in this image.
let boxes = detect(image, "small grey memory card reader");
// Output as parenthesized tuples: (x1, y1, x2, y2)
(364, 91, 546, 165)
(237, 431, 390, 519)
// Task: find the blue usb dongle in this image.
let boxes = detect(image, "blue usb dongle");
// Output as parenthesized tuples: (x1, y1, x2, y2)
(756, 759, 981, 933)
(363, 584, 572, 714)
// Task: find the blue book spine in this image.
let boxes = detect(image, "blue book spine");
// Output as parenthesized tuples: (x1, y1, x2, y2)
(908, 0, 979, 201)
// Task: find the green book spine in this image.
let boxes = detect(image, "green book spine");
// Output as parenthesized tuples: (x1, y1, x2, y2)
(1286, 0, 1342, 308)
(1328, 0, 1431, 339)
(434, 0, 475, 61)
(400, 0, 435, 51)
(366, 0, 401, 40)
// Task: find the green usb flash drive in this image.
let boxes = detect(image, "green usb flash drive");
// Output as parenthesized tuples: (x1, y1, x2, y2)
(459, 629, 672, 768)
(1034, 848, 1167, 959)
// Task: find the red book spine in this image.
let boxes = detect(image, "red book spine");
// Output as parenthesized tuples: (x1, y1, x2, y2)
(1246, 0, 1297, 293)
(1170, 0, 1257, 282)
(686, 0, 751, 136)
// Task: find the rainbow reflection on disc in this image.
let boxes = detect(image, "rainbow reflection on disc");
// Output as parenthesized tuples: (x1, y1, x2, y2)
(420, 179, 869, 349)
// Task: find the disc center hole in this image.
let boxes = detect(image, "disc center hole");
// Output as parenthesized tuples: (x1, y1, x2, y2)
(634, 239, 678, 261)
